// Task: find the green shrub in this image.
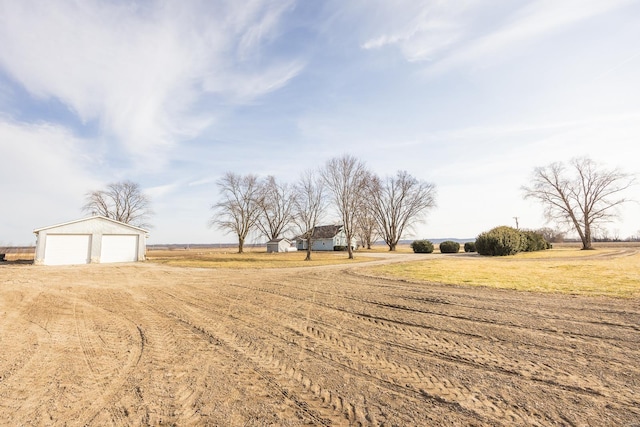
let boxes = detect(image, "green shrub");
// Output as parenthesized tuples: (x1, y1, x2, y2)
(463, 242, 476, 253)
(520, 230, 550, 252)
(411, 240, 434, 253)
(475, 226, 525, 256)
(333, 245, 347, 251)
(439, 240, 460, 253)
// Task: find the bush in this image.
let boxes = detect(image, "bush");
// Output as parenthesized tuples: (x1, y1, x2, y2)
(520, 230, 550, 252)
(463, 242, 476, 253)
(439, 240, 460, 253)
(333, 245, 347, 251)
(411, 240, 434, 253)
(475, 226, 525, 256)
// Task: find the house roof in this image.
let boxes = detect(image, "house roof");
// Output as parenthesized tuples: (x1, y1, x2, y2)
(33, 215, 149, 234)
(312, 224, 343, 239)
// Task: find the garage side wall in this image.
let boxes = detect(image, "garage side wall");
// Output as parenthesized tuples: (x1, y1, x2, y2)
(34, 217, 147, 265)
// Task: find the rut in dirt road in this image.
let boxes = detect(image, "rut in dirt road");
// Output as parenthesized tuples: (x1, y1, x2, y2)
(0, 261, 639, 426)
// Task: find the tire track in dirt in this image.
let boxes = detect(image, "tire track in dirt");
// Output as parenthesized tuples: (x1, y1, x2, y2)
(0, 292, 42, 391)
(112, 265, 332, 426)
(1, 292, 86, 425)
(76, 271, 214, 426)
(212, 283, 630, 424)
(224, 279, 640, 397)
(267, 272, 640, 344)
(152, 286, 521, 425)
(246, 272, 640, 368)
(143, 290, 363, 426)
(72, 296, 144, 426)
(203, 276, 638, 425)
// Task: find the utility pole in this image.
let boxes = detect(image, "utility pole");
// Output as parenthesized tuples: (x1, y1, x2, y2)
(513, 216, 520, 229)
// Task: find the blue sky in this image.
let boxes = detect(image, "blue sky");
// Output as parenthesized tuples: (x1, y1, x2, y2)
(1, 0, 639, 245)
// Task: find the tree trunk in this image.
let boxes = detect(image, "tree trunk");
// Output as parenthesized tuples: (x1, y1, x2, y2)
(347, 240, 354, 259)
(389, 242, 396, 251)
(238, 237, 245, 254)
(582, 225, 593, 250)
(305, 237, 312, 261)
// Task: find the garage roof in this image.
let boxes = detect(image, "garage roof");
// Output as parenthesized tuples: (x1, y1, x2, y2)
(33, 215, 149, 234)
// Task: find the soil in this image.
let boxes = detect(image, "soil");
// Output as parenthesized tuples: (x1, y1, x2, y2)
(1, 253, 639, 426)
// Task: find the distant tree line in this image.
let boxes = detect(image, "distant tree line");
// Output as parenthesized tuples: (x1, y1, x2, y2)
(79, 156, 635, 256)
(210, 154, 437, 259)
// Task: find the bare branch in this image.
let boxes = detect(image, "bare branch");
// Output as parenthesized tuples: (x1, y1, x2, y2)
(322, 155, 370, 259)
(522, 157, 635, 249)
(292, 169, 326, 261)
(82, 180, 153, 228)
(368, 171, 437, 251)
(255, 176, 297, 241)
(210, 172, 263, 253)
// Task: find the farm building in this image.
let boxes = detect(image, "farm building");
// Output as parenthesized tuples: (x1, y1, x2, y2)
(296, 224, 356, 251)
(33, 216, 148, 266)
(266, 238, 296, 253)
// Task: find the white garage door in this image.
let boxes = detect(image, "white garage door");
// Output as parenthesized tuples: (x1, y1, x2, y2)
(44, 234, 91, 266)
(101, 235, 138, 263)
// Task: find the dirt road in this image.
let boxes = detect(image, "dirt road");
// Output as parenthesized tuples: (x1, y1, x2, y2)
(1, 256, 639, 426)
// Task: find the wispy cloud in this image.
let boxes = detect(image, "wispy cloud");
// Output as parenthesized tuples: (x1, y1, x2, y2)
(361, 0, 636, 71)
(0, 117, 100, 239)
(360, 0, 472, 62)
(0, 1, 302, 168)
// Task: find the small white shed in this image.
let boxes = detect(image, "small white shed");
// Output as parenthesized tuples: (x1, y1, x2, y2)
(33, 216, 148, 266)
(266, 238, 294, 253)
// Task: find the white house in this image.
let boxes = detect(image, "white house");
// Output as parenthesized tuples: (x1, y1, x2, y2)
(266, 238, 296, 253)
(296, 224, 356, 251)
(33, 216, 148, 266)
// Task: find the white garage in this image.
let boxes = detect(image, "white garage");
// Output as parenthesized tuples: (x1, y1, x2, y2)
(34, 216, 148, 266)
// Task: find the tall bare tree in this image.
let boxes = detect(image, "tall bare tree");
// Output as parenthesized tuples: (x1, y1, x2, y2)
(322, 155, 370, 259)
(368, 170, 437, 251)
(256, 176, 297, 241)
(82, 180, 153, 228)
(356, 205, 379, 250)
(210, 172, 263, 253)
(293, 170, 325, 261)
(522, 157, 635, 250)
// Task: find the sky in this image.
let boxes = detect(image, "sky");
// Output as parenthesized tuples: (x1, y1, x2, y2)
(1, 0, 639, 246)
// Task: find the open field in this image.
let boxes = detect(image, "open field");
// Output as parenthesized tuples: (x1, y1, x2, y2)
(146, 248, 373, 268)
(368, 243, 640, 298)
(1, 248, 639, 425)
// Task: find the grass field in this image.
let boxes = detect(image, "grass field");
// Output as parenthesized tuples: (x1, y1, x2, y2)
(145, 247, 372, 268)
(366, 244, 640, 298)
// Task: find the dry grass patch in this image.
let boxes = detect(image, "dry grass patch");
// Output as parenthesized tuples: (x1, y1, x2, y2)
(146, 248, 370, 268)
(367, 247, 640, 298)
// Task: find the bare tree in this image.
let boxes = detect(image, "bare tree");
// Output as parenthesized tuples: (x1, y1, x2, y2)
(322, 155, 370, 259)
(293, 170, 325, 261)
(368, 170, 437, 251)
(536, 227, 565, 243)
(256, 176, 297, 241)
(522, 157, 635, 250)
(82, 180, 153, 228)
(210, 172, 263, 253)
(356, 205, 379, 250)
